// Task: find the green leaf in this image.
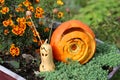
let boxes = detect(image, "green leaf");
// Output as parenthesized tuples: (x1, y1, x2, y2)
(6, 60, 20, 69)
(0, 58, 4, 64)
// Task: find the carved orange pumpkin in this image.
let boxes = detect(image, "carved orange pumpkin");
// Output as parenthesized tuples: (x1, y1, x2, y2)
(50, 20, 96, 64)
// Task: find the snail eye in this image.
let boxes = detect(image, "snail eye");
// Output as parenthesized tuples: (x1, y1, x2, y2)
(42, 53, 44, 56)
(42, 65, 44, 68)
(45, 54, 48, 56)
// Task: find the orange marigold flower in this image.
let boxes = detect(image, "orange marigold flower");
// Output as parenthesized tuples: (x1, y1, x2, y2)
(12, 25, 25, 36)
(11, 44, 15, 47)
(8, 19, 14, 26)
(10, 44, 20, 57)
(19, 23, 26, 30)
(35, 12, 43, 18)
(14, 47, 20, 56)
(12, 26, 19, 35)
(35, 7, 44, 14)
(2, 20, 9, 27)
(3, 19, 14, 27)
(15, 7, 25, 12)
(4, 29, 9, 35)
(23, 0, 31, 7)
(15, 4, 24, 12)
(32, 30, 39, 37)
(57, 11, 64, 18)
(33, 37, 38, 42)
(27, 21, 33, 27)
(57, 0, 64, 6)
(16, 17, 26, 23)
(18, 3, 23, 7)
(0, 0, 5, 4)
(27, 6, 34, 12)
(11, 24, 16, 28)
(44, 27, 49, 32)
(1, 7, 9, 14)
(15, 7, 21, 12)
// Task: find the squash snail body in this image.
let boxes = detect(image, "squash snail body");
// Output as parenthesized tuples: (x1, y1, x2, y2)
(50, 20, 96, 64)
(40, 40, 55, 72)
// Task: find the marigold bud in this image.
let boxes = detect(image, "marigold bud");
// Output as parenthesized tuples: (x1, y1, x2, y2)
(66, 8, 70, 13)
(53, 8, 58, 14)
(26, 11, 32, 17)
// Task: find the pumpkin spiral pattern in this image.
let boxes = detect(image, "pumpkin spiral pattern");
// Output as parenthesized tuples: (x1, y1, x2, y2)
(50, 20, 96, 64)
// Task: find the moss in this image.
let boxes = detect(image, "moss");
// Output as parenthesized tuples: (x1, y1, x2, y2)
(38, 43, 120, 80)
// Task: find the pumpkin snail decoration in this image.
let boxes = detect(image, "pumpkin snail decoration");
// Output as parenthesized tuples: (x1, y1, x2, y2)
(39, 39, 55, 72)
(26, 11, 55, 72)
(50, 20, 96, 64)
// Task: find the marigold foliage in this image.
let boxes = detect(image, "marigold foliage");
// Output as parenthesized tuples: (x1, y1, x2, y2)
(0, 0, 70, 56)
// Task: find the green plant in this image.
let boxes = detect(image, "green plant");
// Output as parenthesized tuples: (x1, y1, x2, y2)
(0, 58, 4, 64)
(92, 17, 120, 49)
(63, 0, 88, 14)
(38, 43, 120, 80)
(73, 0, 120, 49)
(73, 0, 120, 25)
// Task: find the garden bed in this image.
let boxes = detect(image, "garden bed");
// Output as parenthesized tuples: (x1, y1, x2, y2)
(0, 39, 120, 80)
(0, 0, 120, 80)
